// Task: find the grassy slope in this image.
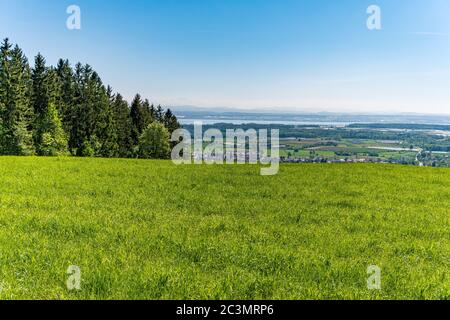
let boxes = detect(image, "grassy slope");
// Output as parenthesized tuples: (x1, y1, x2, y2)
(0, 157, 448, 300)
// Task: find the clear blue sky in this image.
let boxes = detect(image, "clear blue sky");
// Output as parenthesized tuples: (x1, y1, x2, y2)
(1, 0, 450, 114)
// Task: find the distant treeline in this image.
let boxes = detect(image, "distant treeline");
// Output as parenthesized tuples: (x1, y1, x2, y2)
(184, 123, 421, 140)
(347, 123, 450, 131)
(183, 123, 321, 138)
(0, 38, 180, 158)
(184, 123, 450, 152)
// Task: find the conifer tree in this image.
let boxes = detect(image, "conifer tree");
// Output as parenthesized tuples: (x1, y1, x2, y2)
(163, 108, 181, 134)
(95, 82, 118, 157)
(0, 38, 12, 154)
(32, 55, 68, 155)
(112, 93, 133, 157)
(56, 59, 75, 133)
(155, 104, 164, 122)
(68, 66, 118, 156)
(67, 62, 89, 155)
(149, 103, 156, 121)
(0, 41, 35, 155)
(130, 94, 143, 146)
(31, 53, 47, 118)
(142, 99, 154, 127)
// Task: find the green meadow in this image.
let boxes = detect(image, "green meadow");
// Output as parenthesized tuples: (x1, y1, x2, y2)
(0, 157, 448, 300)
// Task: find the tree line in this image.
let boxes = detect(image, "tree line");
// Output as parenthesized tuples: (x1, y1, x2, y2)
(0, 38, 180, 158)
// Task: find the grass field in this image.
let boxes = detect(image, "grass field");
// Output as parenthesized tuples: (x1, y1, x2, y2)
(0, 157, 448, 300)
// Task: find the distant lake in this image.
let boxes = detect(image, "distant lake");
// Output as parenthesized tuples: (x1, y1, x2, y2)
(174, 111, 450, 126)
(179, 118, 350, 126)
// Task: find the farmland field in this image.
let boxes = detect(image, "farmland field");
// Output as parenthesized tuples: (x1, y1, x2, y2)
(0, 157, 448, 300)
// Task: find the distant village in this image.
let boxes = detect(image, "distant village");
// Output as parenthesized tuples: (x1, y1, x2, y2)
(280, 151, 449, 167)
(194, 150, 450, 168)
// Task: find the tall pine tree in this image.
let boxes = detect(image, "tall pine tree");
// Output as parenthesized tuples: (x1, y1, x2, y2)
(0, 40, 35, 155)
(163, 108, 181, 134)
(111, 93, 133, 157)
(130, 94, 143, 147)
(56, 59, 75, 133)
(32, 55, 68, 156)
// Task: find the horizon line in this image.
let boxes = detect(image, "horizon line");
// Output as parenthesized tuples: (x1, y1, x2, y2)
(168, 106, 450, 117)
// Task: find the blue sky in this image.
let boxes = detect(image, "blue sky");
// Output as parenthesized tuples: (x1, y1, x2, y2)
(1, 0, 450, 114)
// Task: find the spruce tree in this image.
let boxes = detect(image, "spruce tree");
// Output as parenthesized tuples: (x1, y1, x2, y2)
(32, 53, 47, 118)
(155, 104, 164, 122)
(56, 59, 74, 133)
(0, 42, 35, 155)
(142, 99, 154, 127)
(69, 66, 118, 157)
(149, 103, 156, 121)
(163, 108, 181, 134)
(32, 54, 68, 156)
(130, 94, 143, 146)
(112, 93, 133, 157)
(95, 82, 118, 157)
(68, 62, 88, 155)
(70, 64, 99, 156)
(0, 38, 12, 154)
